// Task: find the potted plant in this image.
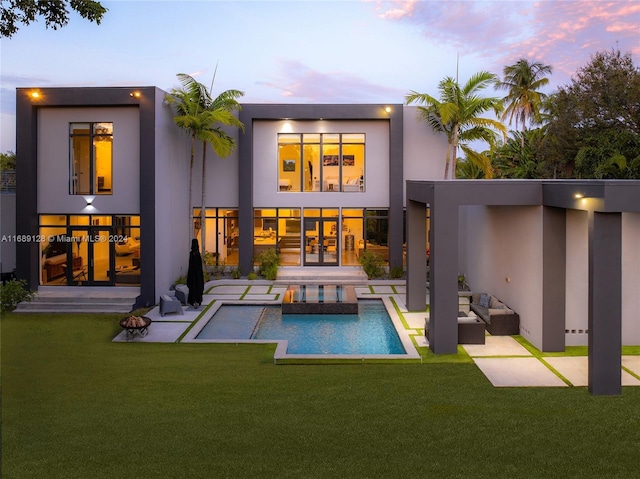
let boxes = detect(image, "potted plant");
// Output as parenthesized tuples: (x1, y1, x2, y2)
(458, 273, 469, 291)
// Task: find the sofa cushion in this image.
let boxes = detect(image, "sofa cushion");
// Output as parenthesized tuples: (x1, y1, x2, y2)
(458, 317, 480, 324)
(478, 293, 491, 308)
(490, 295, 505, 308)
(488, 307, 514, 315)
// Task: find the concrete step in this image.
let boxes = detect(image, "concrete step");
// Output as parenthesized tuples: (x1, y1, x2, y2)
(275, 267, 368, 285)
(14, 302, 134, 313)
(14, 287, 139, 314)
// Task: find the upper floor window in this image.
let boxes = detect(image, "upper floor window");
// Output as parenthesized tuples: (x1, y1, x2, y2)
(278, 133, 365, 192)
(70, 122, 113, 195)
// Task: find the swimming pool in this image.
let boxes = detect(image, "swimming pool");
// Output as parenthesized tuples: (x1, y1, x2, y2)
(195, 300, 406, 355)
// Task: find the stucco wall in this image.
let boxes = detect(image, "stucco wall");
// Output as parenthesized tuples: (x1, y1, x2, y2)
(565, 209, 589, 345)
(1, 193, 16, 274)
(464, 207, 639, 348)
(461, 205, 544, 348)
(252, 120, 389, 208)
(37, 107, 140, 214)
(153, 91, 192, 294)
(190, 124, 240, 209)
(403, 106, 448, 189)
(622, 212, 640, 346)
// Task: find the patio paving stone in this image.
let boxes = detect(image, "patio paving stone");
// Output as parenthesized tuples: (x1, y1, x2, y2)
(246, 285, 272, 294)
(207, 285, 249, 294)
(473, 357, 567, 387)
(113, 321, 190, 343)
(404, 312, 428, 330)
(545, 356, 640, 386)
(463, 336, 532, 357)
(242, 294, 279, 301)
(371, 285, 394, 294)
(413, 335, 428, 348)
(622, 355, 640, 376)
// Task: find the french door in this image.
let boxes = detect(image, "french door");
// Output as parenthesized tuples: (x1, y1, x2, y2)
(303, 218, 339, 266)
(65, 227, 114, 285)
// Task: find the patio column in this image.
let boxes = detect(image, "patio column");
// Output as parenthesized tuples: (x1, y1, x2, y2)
(588, 211, 622, 395)
(406, 199, 427, 311)
(429, 198, 458, 354)
(542, 206, 566, 352)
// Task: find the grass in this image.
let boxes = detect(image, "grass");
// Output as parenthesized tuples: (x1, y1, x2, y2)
(2, 312, 640, 479)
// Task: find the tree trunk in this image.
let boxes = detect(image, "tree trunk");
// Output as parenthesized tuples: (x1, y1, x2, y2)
(188, 133, 196, 247)
(443, 141, 451, 180)
(451, 123, 459, 179)
(200, 141, 207, 258)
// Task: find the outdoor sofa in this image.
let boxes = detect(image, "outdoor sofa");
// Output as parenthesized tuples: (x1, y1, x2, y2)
(470, 293, 520, 335)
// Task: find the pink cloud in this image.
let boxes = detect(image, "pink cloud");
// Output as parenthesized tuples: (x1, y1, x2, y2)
(257, 59, 405, 103)
(373, 0, 640, 88)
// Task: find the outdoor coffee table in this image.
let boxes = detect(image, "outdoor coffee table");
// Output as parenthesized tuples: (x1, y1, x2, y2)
(119, 316, 152, 341)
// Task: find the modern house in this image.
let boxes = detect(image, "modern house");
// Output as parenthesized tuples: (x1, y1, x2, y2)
(14, 86, 639, 394)
(15, 87, 446, 306)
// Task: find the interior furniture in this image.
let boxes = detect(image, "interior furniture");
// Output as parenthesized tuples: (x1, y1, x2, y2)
(62, 263, 87, 282)
(470, 293, 520, 335)
(159, 295, 183, 317)
(279, 179, 292, 191)
(115, 266, 140, 284)
(115, 237, 140, 256)
(44, 254, 82, 280)
(342, 177, 363, 192)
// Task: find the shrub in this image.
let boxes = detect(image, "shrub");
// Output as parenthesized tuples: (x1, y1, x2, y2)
(357, 250, 384, 279)
(0, 279, 36, 312)
(247, 272, 258, 280)
(389, 266, 404, 279)
(202, 251, 218, 266)
(255, 248, 279, 280)
(230, 268, 241, 279)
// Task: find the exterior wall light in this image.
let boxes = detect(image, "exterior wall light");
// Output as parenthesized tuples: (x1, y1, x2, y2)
(574, 193, 584, 199)
(130, 91, 141, 98)
(30, 91, 41, 100)
(84, 196, 95, 206)
(385, 106, 392, 113)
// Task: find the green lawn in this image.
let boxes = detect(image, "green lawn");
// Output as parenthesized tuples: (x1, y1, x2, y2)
(2, 313, 639, 479)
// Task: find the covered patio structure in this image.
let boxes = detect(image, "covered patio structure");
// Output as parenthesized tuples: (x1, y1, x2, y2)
(405, 180, 640, 395)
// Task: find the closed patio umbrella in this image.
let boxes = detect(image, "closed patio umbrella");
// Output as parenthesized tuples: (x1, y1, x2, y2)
(186, 238, 204, 308)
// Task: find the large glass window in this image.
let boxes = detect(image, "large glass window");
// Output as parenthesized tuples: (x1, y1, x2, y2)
(193, 208, 239, 267)
(278, 133, 365, 192)
(70, 122, 113, 195)
(39, 214, 140, 286)
(252, 208, 301, 266)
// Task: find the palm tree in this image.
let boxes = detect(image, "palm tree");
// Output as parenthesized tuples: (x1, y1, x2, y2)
(495, 59, 552, 148)
(406, 72, 506, 179)
(165, 73, 244, 253)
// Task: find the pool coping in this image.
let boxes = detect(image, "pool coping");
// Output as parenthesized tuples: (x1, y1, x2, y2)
(181, 290, 421, 361)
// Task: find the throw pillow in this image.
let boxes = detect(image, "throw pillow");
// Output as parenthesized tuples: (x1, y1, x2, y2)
(478, 293, 490, 308)
(490, 296, 505, 309)
(161, 294, 173, 302)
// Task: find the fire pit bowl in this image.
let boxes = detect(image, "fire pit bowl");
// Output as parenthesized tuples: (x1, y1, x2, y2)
(119, 316, 152, 341)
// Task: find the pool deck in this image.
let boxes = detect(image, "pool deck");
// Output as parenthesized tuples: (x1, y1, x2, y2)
(112, 280, 640, 389)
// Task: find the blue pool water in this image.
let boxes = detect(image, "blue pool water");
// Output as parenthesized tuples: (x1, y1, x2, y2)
(196, 301, 405, 355)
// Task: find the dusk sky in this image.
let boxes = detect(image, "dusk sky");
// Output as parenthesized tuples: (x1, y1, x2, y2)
(1, 0, 639, 152)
